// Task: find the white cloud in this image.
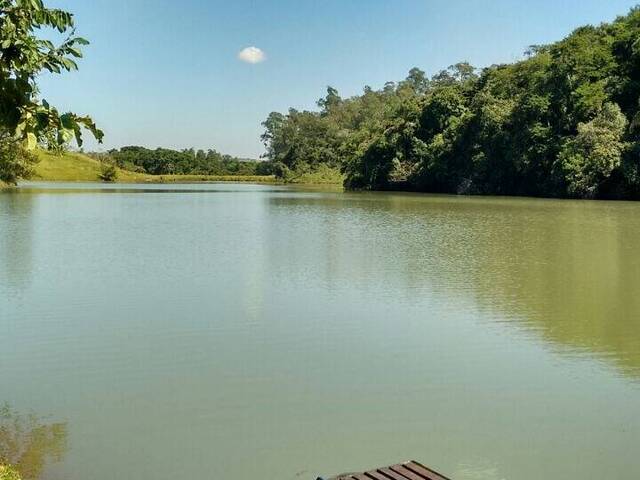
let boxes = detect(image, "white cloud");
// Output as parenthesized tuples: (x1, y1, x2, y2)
(237, 46, 266, 64)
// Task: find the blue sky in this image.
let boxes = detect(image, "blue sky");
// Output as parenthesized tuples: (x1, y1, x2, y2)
(40, 0, 639, 158)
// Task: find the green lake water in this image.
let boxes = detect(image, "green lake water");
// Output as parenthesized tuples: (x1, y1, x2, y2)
(1, 182, 639, 480)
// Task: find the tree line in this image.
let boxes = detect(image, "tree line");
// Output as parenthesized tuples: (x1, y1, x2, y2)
(261, 7, 640, 199)
(91, 146, 271, 176)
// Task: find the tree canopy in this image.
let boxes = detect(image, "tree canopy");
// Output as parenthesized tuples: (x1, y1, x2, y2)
(261, 7, 640, 199)
(100, 146, 270, 176)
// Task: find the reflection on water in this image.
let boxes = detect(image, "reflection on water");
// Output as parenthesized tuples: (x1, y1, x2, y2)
(266, 193, 640, 379)
(465, 200, 640, 377)
(0, 405, 67, 480)
(451, 457, 504, 480)
(0, 192, 34, 292)
(1, 183, 639, 480)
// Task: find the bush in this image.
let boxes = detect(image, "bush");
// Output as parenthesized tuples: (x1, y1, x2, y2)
(0, 465, 21, 480)
(98, 163, 118, 182)
(0, 141, 38, 185)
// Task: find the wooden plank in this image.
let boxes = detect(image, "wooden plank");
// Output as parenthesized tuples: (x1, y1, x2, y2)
(378, 467, 412, 480)
(389, 464, 430, 480)
(325, 460, 451, 480)
(364, 471, 391, 480)
(403, 461, 451, 480)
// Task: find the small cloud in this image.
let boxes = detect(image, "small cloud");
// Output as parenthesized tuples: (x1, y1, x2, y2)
(238, 46, 266, 64)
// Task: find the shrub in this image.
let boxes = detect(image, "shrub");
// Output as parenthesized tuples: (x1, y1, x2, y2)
(0, 141, 38, 185)
(98, 163, 118, 182)
(0, 465, 21, 480)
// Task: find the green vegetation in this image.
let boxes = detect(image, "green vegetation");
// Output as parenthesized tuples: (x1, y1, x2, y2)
(97, 146, 273, 177)
(0, 465, 20, 480)
(0, 404, 67, 480)
(33, 150, 139, 182)
(3, 1, 638, 195)
(262, 7, 640, 199)
(0, 142, 36, 185)
(32, 150, 276, 183)
(275, 163, 344, 184)
(97, 162, 117, 182)
(0, 0, 102, 184)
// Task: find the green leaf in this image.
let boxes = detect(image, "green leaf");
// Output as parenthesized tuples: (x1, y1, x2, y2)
(59, 128, 74, 143)
(15, 121, 27, 137)
(68, 47, 83, 58)
(25, 132, 37, 150)
(60, 57, 78, 71)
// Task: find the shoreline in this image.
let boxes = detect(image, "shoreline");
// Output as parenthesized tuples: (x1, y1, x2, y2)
(31, 174, 278, 184)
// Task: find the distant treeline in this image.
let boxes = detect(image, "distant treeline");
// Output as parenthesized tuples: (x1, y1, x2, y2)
(91, 146, 274, 176)
(261, 7, 640, 199)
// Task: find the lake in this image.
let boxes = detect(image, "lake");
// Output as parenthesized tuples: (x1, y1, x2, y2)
(1, 182, 639, 480)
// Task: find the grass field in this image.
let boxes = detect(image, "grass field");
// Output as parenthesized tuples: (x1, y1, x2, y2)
(31, 150, 276, 184)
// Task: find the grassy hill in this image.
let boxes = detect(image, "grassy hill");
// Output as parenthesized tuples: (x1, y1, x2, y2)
(32, 150, 275, 183)
(33, 150, 144, 182)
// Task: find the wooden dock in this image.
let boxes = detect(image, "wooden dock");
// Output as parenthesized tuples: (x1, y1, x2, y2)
(322, 460, 451, 480)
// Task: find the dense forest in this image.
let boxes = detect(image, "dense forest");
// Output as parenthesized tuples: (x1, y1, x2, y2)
(261, 7, 640, 199)
(92, 146, 270, 176)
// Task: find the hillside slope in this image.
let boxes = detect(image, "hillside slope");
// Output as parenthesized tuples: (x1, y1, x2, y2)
(33, 150, 145, 182)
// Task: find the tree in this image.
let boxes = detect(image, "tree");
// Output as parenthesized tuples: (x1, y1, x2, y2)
(260, 112, 286, 162)
(260, 108, 341, 174)
(417, 85, 468, 140)
(0, 0, 103, 184)
(317, 86, 342, 114)
(558, 102, 628, 197)
(399, 67, 429, 95)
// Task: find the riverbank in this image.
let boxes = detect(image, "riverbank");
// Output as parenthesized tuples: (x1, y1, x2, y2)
(280, 163, 345, 185)
(31, 150, 277, 184)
